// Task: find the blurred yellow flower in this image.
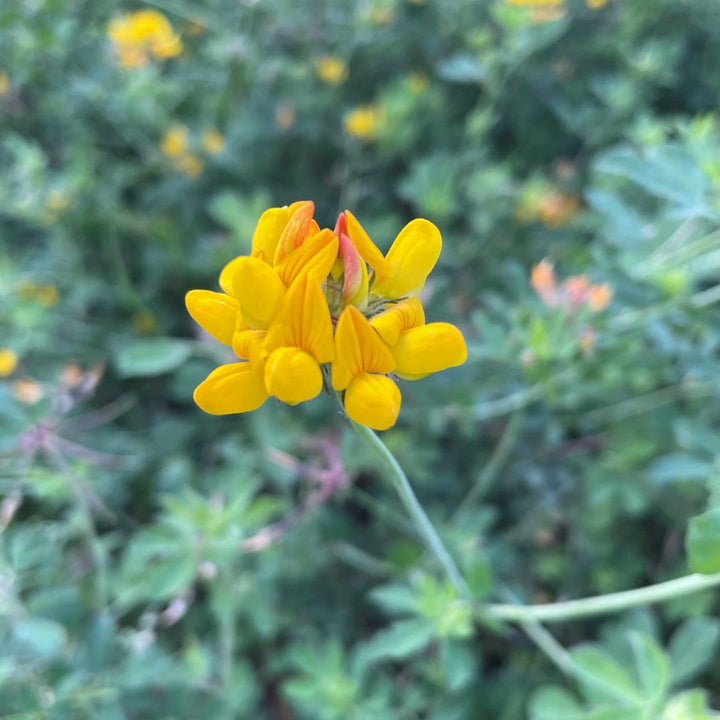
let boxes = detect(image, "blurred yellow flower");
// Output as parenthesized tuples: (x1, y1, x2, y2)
(505, 0, 564, 5)
(344, 104, 386, 141)
(174, 153, 204, 178)
(0, 349, 18, 378)
(45, 190, 71, 213)
(367, 6, 394, 24)
(161, 125, 189, 157)
(408, 73, 429, 94)
(0, 71, 10, 96)
(315, 56, 348, 85)
(108, 10, 182, 68)
(201, 129, 225, 155)
(18, 282, 59, 307)
(586, 0, 609, 7)
(275, 104, 296, 130)
(13, 379, 43, 404)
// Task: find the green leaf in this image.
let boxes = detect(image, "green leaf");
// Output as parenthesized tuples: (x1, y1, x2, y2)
(627, 632, 669, 702)
(369, 583, 418, 615)
(114, 338, 192, 378)
(13, 617, 67, 660)
(440, 641, 478, 692)
(357, 618, 434, 667)
(529, 686, 584, 720)
(595, 144, 709, 209)
(668, 617, 720, 685)
(570, 646, 643, 705)
(687, 508, 720, 574)
(647, 454, 712, 484)
(436, 54, 486, 84)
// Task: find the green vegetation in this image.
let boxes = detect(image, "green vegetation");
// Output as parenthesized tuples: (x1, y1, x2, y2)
(3, 0, 720, 718)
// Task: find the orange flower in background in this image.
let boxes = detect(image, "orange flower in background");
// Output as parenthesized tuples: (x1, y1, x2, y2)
(516, 188, 580, 228)
(531, 258, 613, 313)
(108, 10, 182, 68)
(186, 202, 467, 430)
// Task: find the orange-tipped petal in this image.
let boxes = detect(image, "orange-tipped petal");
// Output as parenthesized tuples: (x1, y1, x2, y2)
(339, 231, 369, 308)
(265, 274, 334, 363)
(370, 297, 425, 346)
(185, 290, 240, 346)
(275, 229, 339, 288)
(251, 206, 295, 262)
(392, 322, 467, 380)
(193, 362, 268, 415)
(264, 347, 323, 405)
(372, 218, 442, 299)
(344, 210, 389, 275)
(273, 201, 315, 264)
(344, 373, 401, 430)
(332, 306, 395, 390)
(231, 257, 287, 329)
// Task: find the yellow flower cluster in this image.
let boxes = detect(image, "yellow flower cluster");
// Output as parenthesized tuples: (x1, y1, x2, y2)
(160, 125, 225, 177)
(108, 10, 182, 68)
(186, 202, 467, 430)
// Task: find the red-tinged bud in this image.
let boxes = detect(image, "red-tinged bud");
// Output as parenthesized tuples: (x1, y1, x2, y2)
(338, 229, 368, 309)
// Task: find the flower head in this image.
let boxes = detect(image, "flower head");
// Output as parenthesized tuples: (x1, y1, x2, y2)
(108, 10, 182, 68)
(315, 56, 348, 85)
(186, 202, 467, 429)
(0, 349, 18, 378)
(343, 105, 386, 141)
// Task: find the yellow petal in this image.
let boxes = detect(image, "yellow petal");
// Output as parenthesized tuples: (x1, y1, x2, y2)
(344, 373, 401, 430)
(273, 201, 315, 264)
(251, 206, 294, 262)
(264, 347, 323, 405)
(343, 210, 389, 275)
(231, 257, 287, 329)
(264, 274, 334, 363)
(193, 362, 268, 415)
(219, 256, 243, 296)
(370, 297, 425, 346)
(372, 219, 442, 299)
(275, 229, 339, 288)
(392, 322, 467, 380)
(185, 290, 240, 346)
(332, 306, 395, 390)
(232, 329, 267, 363)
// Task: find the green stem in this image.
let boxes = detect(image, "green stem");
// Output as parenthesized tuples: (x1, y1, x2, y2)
(485, 572, 720, 624)
(350, 421, 473, 601)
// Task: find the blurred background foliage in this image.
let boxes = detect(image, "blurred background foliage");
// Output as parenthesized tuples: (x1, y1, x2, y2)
(3, 0, 720, 718)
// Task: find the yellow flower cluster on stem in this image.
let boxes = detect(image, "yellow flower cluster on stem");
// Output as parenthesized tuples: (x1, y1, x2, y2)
(108, 10, 182, 68)
(186, 201, 467, 430)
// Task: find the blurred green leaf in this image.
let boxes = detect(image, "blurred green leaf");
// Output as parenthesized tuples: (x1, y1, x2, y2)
(113, 338, 192, 378)
(669, 617, 720, 685)
(687, 509, 720, 574)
